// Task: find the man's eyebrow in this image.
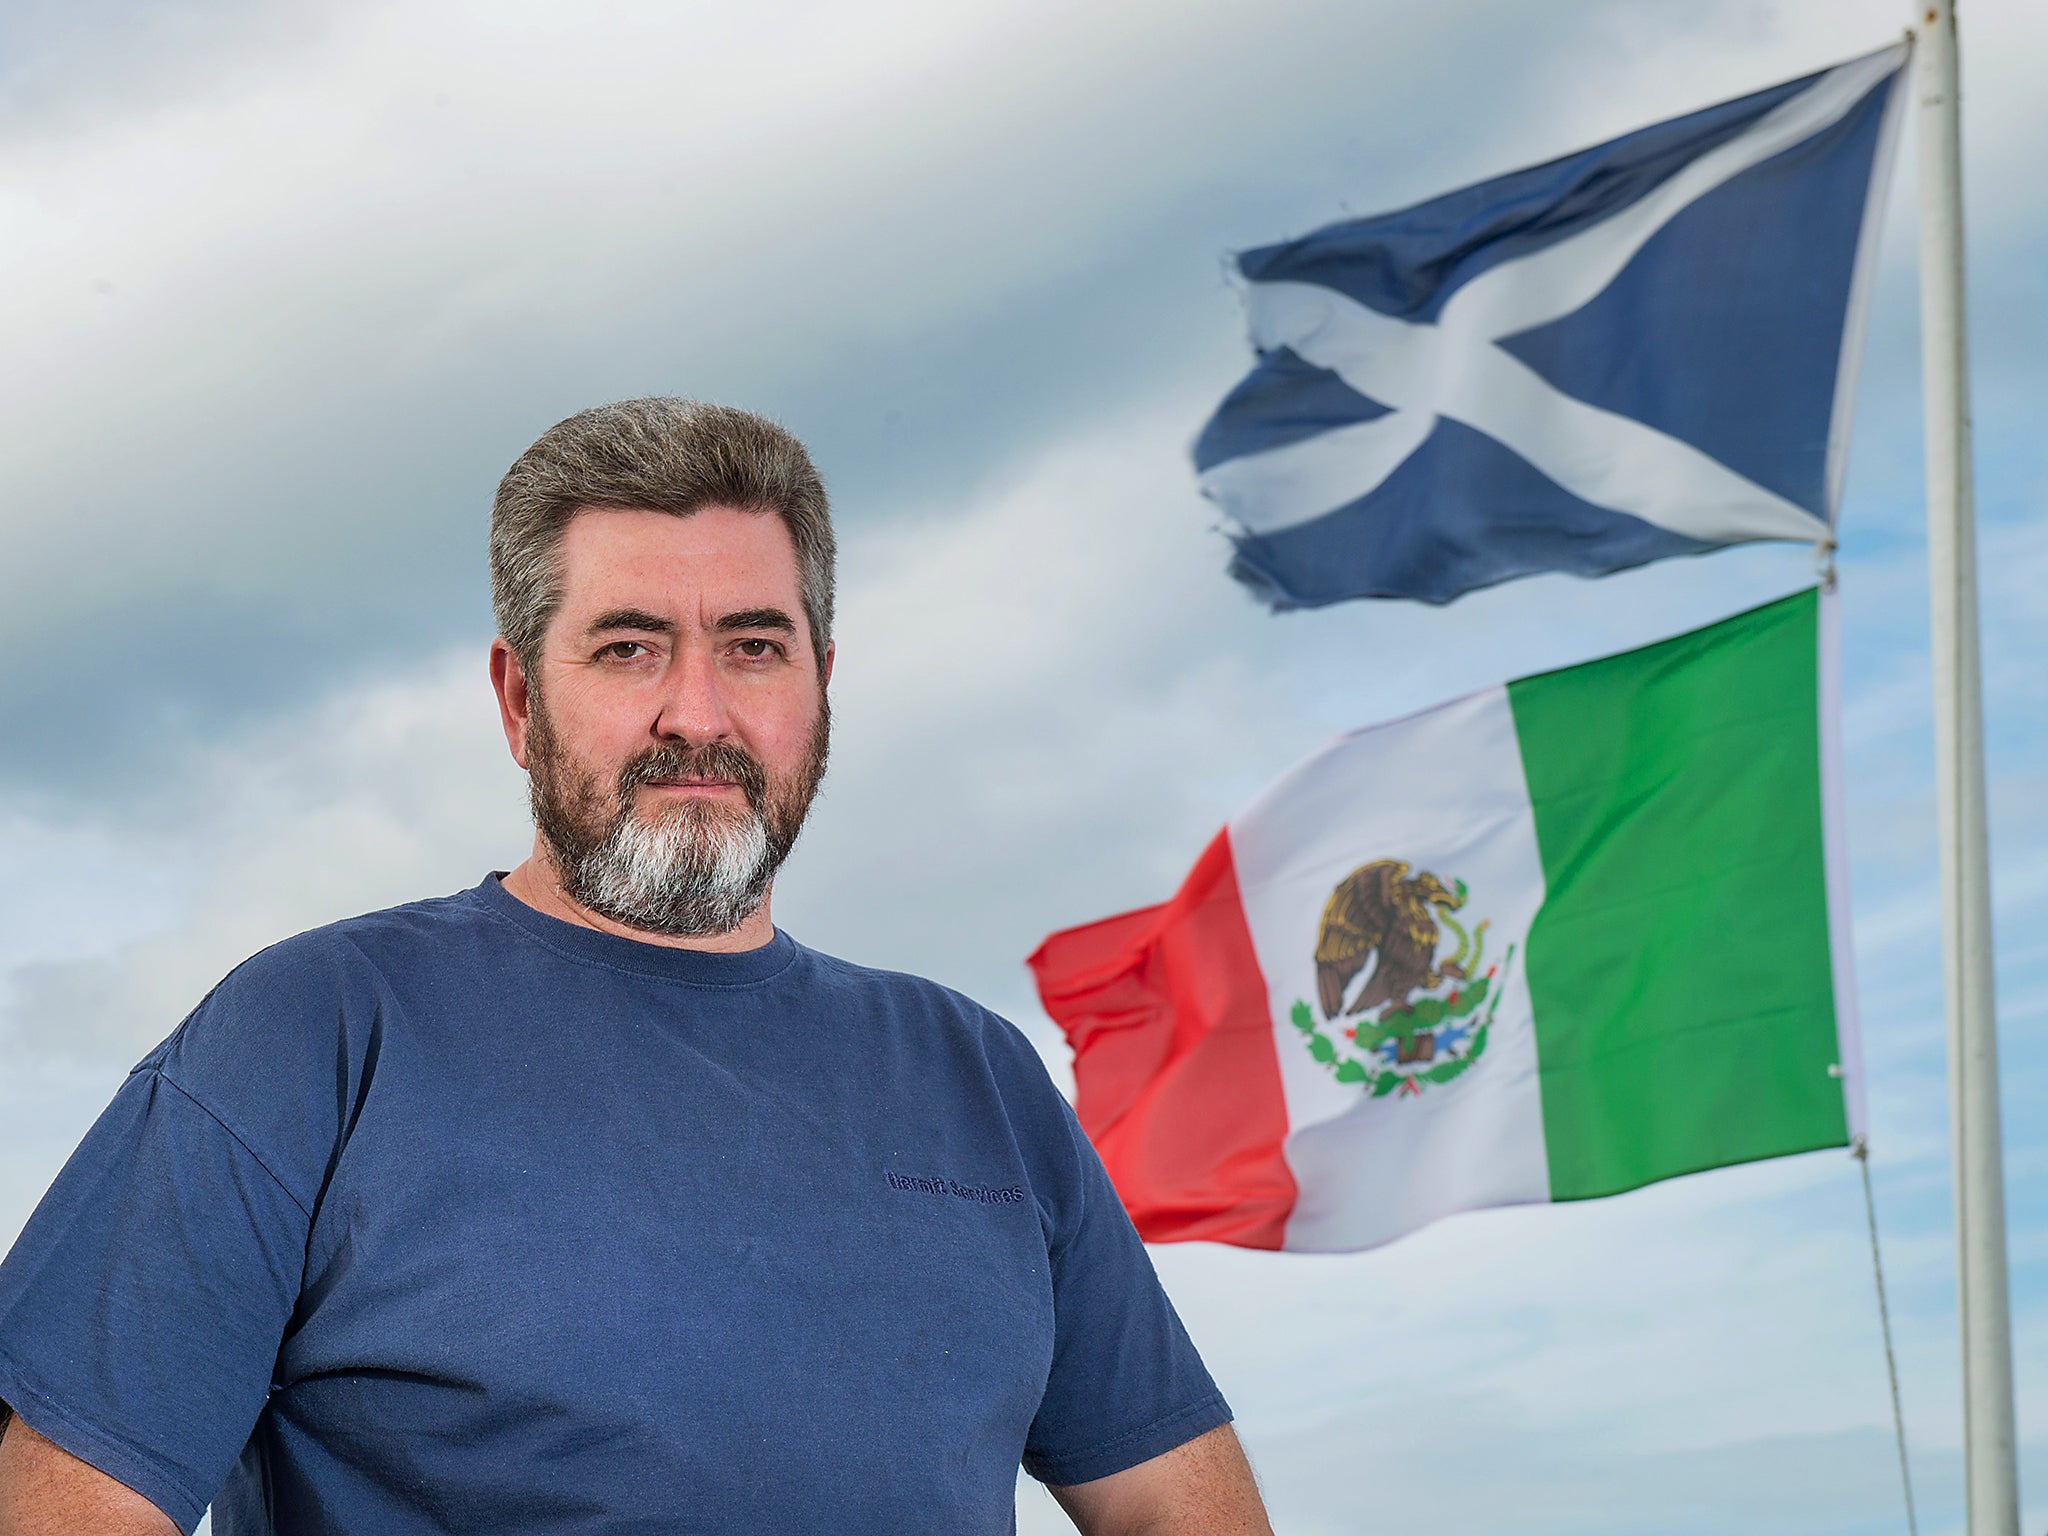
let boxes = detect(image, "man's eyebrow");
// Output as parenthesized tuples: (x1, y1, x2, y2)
(714, 607, 798, 635)
(584, 608, 676, 637)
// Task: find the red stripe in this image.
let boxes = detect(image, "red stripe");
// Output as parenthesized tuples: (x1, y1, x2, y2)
(1026, 831, 1295, 1249)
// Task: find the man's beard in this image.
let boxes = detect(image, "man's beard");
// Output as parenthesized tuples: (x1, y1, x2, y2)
(525, 694, 829, 938)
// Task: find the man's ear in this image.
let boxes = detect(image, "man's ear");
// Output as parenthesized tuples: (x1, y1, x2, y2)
(489, 638, 534, 770)
(820, 641, 835, 690)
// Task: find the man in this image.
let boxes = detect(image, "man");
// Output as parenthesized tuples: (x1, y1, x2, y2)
(0, 400, 1271, 1536)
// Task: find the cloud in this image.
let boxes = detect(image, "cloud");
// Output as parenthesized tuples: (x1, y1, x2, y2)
(7, 0, 2043, 792)
(0, 649, 527, 1059)
(0, 0, 1539, 783)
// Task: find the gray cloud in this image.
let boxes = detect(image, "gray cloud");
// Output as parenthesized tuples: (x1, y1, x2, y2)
(8, 0, 2041, 794)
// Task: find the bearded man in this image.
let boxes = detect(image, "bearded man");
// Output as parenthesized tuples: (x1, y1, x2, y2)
(0, 401, 1271, 1536)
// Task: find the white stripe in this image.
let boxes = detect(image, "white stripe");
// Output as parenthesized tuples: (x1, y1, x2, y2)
(1225, 687, 1552, 1252)
(1199, 410, 1436, 536)
(1438, 46, 1908, 342)
(1204, 50, 1902, 544)
(1823, 41, 1912, 523)
(1433, 341, 1827, 543)
(1209, 283, 1829, 544)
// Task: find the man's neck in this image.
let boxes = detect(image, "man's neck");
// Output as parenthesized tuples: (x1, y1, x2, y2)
(498, 843, 778, 954)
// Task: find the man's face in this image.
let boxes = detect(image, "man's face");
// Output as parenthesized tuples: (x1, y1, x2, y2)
(504, 505, 831, 936)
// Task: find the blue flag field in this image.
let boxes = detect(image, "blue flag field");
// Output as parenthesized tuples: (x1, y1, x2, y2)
(1195, 43, 1910, 608)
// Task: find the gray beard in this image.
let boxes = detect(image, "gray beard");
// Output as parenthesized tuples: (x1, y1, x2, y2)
(526, 700, 828, 939)
(560, 796, 777, 937)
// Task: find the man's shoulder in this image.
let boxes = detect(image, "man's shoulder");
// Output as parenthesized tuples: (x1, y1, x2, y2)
(135, 884, 503, 1203)
(212, 884, 498, 996)
(792, 943, 999, 1027)
(789, 942, 1061, 1084)
(148, 886, 494, 1086)
(265, 883, 496, 958)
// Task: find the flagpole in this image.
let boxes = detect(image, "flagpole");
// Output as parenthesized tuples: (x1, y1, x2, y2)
(1913, 6, 2019, 1534)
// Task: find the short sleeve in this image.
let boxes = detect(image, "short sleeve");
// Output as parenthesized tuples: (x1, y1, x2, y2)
(0, 1066, 309, 1533)
(1020, 1089, 1232, 1487)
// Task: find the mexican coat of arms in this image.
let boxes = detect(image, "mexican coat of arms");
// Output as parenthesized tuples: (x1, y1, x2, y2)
(1288, 859, 1514, 1099)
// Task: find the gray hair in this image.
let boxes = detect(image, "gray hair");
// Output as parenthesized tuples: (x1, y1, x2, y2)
(490, 398, 835, 672)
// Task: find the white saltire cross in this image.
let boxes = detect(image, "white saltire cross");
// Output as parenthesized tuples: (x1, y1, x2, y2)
(1200, 47, 1903, 547)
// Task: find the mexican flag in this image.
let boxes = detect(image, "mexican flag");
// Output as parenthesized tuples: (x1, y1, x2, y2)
(1029, 588, 1860, 1253)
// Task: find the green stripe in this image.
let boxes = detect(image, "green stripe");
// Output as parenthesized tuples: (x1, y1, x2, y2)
(1509, 589, 1845, 1201)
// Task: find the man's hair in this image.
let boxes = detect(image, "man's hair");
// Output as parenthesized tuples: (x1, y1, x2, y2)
(490, 398, 835, 672)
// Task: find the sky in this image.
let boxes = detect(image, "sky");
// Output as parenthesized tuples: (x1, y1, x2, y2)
(0, 1, 2043, 1532)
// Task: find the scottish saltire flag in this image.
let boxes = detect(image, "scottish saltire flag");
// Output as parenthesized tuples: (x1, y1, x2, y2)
(1029, 589, 1861, 1252)
(1195, 44, 1909, 608)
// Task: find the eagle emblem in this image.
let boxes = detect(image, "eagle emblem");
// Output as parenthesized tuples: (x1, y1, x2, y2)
(1288, 859, 1514, 1099)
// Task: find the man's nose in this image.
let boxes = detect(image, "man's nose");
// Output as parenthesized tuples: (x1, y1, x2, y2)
(652, 643, 737, 743)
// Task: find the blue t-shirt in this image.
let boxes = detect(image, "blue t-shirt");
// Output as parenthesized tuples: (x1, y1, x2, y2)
(0, 877, 1227, 1534)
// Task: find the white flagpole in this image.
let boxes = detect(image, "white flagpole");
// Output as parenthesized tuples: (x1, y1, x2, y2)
(1912, 5, 2019, 1534)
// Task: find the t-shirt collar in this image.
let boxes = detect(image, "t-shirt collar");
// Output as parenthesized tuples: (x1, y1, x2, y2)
(471, 872, 798, 986)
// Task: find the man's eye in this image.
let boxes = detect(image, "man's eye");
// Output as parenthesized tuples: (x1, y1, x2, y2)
(601, 641, 649, 661)
(733, 639, 784, 660)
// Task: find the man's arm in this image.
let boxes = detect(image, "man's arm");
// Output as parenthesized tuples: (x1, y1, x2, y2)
(0, 1408, 176, 1536)
(1047, 1423, 1273, 1536)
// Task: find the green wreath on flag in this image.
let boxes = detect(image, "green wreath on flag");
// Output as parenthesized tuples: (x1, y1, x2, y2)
(1289, 942, 1516, 1100)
